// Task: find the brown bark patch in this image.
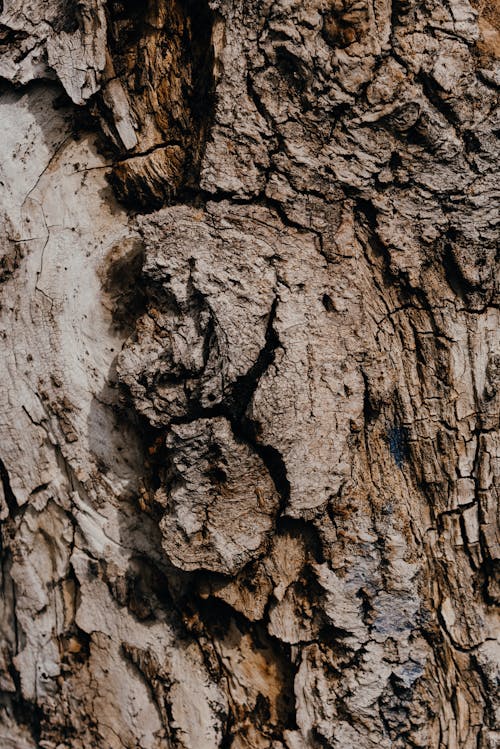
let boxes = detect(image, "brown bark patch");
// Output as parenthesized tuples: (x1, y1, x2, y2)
(97, 0, 215, 209)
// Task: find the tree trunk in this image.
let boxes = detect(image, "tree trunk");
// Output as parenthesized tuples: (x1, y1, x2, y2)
(0, 0, 498, 747)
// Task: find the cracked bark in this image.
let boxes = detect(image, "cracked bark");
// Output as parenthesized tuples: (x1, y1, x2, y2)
(0, 0, 499, 747)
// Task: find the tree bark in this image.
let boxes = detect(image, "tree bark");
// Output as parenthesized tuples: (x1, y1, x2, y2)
(0, 0, 498, 747)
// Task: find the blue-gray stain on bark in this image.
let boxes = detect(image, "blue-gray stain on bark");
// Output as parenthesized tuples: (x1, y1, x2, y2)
(388, 425, 409, 468)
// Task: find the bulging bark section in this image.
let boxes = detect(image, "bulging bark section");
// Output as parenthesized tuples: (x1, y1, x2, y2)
(0, 0, 498, 747)
(158, 416, 280, 574)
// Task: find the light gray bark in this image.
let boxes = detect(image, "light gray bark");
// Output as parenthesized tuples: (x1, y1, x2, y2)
(0, 0, 498, 747)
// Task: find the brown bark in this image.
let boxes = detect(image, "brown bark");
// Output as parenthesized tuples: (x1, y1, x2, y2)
(0, 0, 498, 747)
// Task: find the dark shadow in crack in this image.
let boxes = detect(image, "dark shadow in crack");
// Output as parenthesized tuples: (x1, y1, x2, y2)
(94, 0, 216, 210)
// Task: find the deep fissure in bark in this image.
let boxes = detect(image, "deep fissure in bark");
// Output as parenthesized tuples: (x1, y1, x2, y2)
(93, 0, 216, 209)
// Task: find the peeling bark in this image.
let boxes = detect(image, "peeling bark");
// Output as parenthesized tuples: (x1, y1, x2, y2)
(0, 0, 498, 747)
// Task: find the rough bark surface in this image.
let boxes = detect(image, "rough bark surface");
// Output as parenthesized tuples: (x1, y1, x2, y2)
(0, 0, 498, 748)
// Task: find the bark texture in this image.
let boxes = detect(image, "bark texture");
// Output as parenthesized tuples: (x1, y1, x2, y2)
(0, 0, 499, 747)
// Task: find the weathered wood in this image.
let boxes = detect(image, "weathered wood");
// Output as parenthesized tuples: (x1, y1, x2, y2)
(0, 0, 498, 747)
